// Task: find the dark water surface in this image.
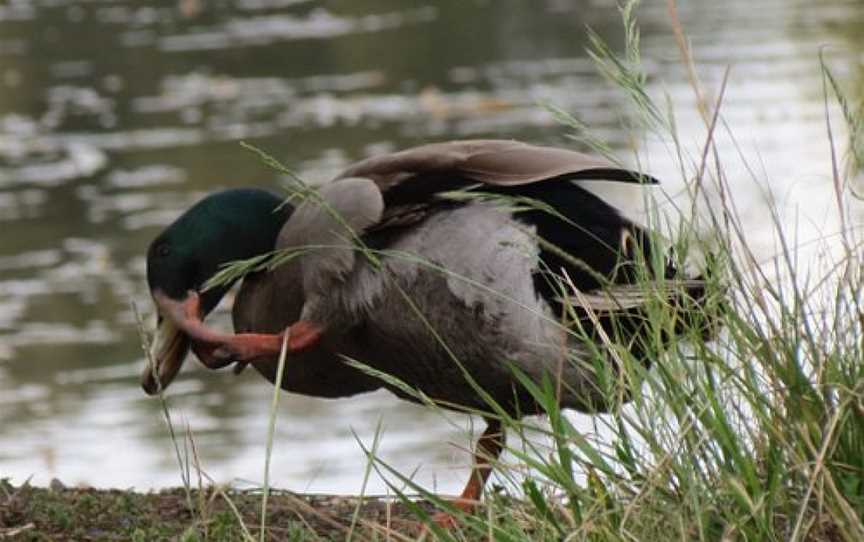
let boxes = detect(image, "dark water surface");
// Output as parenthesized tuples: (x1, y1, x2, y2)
(1, 0, 862, 492)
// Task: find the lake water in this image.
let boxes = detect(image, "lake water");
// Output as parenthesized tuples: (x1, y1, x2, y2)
(1, 0, 862, 494)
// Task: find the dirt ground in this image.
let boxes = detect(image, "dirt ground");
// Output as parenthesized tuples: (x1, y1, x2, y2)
(0, 479, 443, 541)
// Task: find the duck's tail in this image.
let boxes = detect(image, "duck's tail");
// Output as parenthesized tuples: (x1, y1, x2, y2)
(567, 251, 724, 368)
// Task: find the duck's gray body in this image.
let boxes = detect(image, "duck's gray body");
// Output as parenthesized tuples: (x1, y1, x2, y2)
(228, 140, 700, 416)
(235, 199, 604, 415)
(140, 140, 713, 516)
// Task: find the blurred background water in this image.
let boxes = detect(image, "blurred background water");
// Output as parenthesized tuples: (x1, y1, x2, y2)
(0, 0, 862, 493)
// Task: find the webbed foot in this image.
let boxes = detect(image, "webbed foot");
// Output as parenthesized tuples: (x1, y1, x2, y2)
(192, 320, 324, 366)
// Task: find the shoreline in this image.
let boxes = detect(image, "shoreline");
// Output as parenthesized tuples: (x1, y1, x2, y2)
(0, 480, 440, 540)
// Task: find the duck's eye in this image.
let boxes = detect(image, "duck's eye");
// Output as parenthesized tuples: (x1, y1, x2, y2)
(155, 244, 170, 257)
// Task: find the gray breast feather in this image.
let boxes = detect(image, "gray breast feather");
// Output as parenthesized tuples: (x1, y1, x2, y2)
(337, 202, 575, 361)
(341, 204, 543, 316)
(328, 202, 601, 411)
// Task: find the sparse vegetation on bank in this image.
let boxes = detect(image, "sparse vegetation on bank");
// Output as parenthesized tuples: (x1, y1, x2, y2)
(0, 480, 439, 541)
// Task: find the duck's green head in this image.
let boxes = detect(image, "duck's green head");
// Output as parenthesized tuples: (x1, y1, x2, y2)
(142, 188, 291, 394)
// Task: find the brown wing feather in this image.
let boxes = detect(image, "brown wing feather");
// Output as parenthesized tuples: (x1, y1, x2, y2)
(457, 141, 614, 184)
(337, 139, 660, 236)
(335, 139, 657, 190)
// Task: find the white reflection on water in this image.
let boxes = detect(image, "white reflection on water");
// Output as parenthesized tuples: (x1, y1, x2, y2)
(159, 7, 438, 52)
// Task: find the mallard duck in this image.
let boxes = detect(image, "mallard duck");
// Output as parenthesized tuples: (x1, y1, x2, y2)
(140, 139, 711, 523)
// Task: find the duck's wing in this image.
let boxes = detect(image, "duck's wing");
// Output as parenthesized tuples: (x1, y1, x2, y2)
(335, 139, 659, 235)
(336, 139, 659, 191)
(332, 140, 668, 297)
(336, 140, 686, 319)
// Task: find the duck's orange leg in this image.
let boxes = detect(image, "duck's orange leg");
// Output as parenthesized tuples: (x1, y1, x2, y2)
(432, 419, 504, 528)
(200, 320, 324, 366)
(154, 290, 325, 367)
